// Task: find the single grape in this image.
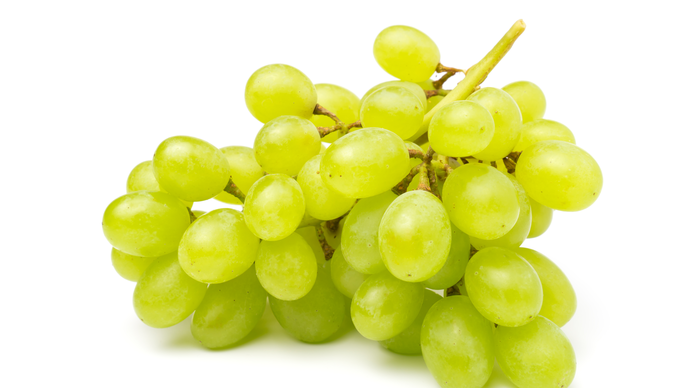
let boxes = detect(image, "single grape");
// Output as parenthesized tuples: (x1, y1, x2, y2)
(380, 289, 441, 355)
(360, 86, 425, 140)
(527, 196, 553, 238)
(516, 140, 603, 211)
(422, 224, 471, 290)
(243, 174, 305, 241)
(468, 87, 522, 161)
(255, 233, 317, 301)
(362, 80, 427, 112)
(245, 64, 317, 123)
(502, 81, 547, 123)
(374, 25, 440, 82)
(330, 247, 369, 299)
(110, 247, 157, 282)
(297, 154, 356, 221)
(191, 210, 206, 218)
(254, 115, 321, 176)
(465, 247, 543, 327)
(513, 119, 576, 152)
(214, 146, 264, 205)
(309, 83, 360, 143)
(428, 100, 495, 157)
(126, 160, 160, 192)
(295, 226, 326, 264)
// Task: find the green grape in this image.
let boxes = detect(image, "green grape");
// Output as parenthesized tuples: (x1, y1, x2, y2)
(428, 100, 495, 157)
(133, 252, 207, 328)
(513, 119, 576, 153)
(298, 209, 321, 228)
(380, 289, 441, 355)
(351, 271, 424, 341)
(468, 87, 522, 161)
(421, 296, 494, 388)
(422, 224, 471, 290)
(321, 128, 409, 198)
(214, 146, 264, 205)
(254, 115, 321, 176)
(442, 163, 519, 240)
(152, 136, 231, 202)
(297, 154, 356, 220)
(126, 160, 160, 192)
(379, 190, 451, 282)
(321, 218, 345, 248)
(191, 264, 266, 348)
(516, 248, 577, 327)
(465, 247, 542, 327)
(527, 197, 553, 238)
(178, 209, 259, 284)
(102, 191, 190, 257)
(494, 316, 576, 388)
(427, 95, 444, 112)
(243, 174, 305, 241)
(191, 210, 206, 218)
(362, 80, 427, 111)
(415, 79, 435, 90)
(245, 64, 317, 123)
(330, 246, 369, 299)
(516, 140, 603, 211)
(270, 265, 346, 343)
(255, 233, 317, 301)
(310, 83, 361, 143)
(470, 173, 532, 249)
(341, 191, 397, 274)
(110, 247, 157, 282)
(502, 81, 547, 123)
(295, 226, 326, 264)
(360, 86, 425, 140)
(374, 25, 440, 82)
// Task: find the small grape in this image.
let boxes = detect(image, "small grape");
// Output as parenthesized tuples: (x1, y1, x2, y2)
(254, 115, 321, 176)
(243, 174, 305, 241)
(527, 196, 553, 238)
(110, 247, 157, 282)
(126, 160, 160, 192)
(502, 81, 547, 123)
(245, 64, 317, 123)
(255, 233, 317, 301)
(374, 25, 440, 82)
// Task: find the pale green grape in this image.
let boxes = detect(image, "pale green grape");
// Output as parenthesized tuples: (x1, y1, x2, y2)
(442, 163, 519, 240)
(513, 119, 576, 152)
(428, 101, 495, 157)
(502, 81, 547, 123)
(421, 296, 494, 388)
(422, 224, 471, 290)
(427, 95, 445, 112)
(191, 264, 266, 348)
(310, 83, 360, 143)
(102, 191, 190, 257)
(465, 247, 542, 327)
(178, 209, 260, 284)
(351, 271, 424, 340)
(111, 247, 157, 282)
(245, 64, 317, 123)
(191, 210, 206, 218)
(297, 154, 356, 220)
(380, 289, 441, 355)
(255, 233, 317, 301)
(295, 226, 326, 264)
(214, 146, 264, 205)
(379, 190, 451, 282)
(341, 191, 397, 274)
(153, 136, 231, 202)
(360, 86, 425, 140)
(133, 251, 207, 328)
(494, 316, 576, 388)
(362, 81, 427, 111)
(516, 248, 577, 327)
(516, 140, 603, 211)
(468, 87, 522, 161)
(270, 265, 346, 343)
(527, 197, 553, 238)
(374, 25, 440, 82)
(415, 79, 435, 90)
(330, 247, 369, 299)
(126, 160, 160, 192)
(243, 174, 305, 241)
(254, 115, 321, 176)
(321, 128, 409, 198)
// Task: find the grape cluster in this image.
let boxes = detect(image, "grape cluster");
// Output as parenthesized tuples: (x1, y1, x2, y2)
(103, 20, 601, 388)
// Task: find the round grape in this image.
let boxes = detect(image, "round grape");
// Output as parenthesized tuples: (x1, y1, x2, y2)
(243, 174, 305, 241)
(254, 115, 321, 176)
(374, 25, 440, 82)
(245, 64, 317, 123)
(502, 80, 547, 123)
(428, 100, 495, 157)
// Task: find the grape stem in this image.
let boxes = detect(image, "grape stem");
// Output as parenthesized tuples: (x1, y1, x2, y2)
(408, 148, 425, 159)
(315, 225, 335, 260)
(313, 104, 361, 138)
(424, 89, 450, 98)
(223, 177, 246, 203)
(416, 164, 433, 193)
(422, 146, 441, 199)
(324, 212, 348, 233)
(433, 64, 466, 90)
(392, 164, 422, 195)
(502, 151, 521, 174)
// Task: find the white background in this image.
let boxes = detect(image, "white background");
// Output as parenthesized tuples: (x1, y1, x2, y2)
(1, 1, 688, 387)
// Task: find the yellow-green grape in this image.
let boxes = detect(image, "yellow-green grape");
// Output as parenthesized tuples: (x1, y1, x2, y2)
(255, 233, 317, 301)
(243, 174, 305, 241)
(110, 247, 157, 282)
(470, 173, 532, 249)
(152, 136, 231, 202)
(516, 140, 603, 211)
(516, 248, 577, 327)
(527, 197, 553, 238)
(494, 316, 576, 388)
(178, 209, 259, 284)
(330, 247, 368, 299)
(502, 81, 547, 124)
(191, 210, 206, 218)
(416, 79, 435, 90)
(341, 191, 397, 274)
(379, 190, 451, 282)
(513, 119, 576, 153)
(360, 86, 424, 140)
(190, 264, 266, 348)
(133, 252, 207, 328)
(297, 155, 356, 221)
(469, 87, 522, 161)
(254, 115, 321, 176)
(380, 289, 441, 355)
(270, 265, 346, 343)
(373, 25, 440, 82)
(421, 296, 494, 388)
(214, 146, 264, 205)
(321, 128, 409, 198)
(295, 226, 326, 265)
(465, 247, 542, 327)
(427, 95, 444, 112)
(102, 191, 190, 257)
(442, 163, 519, 240)
(321, 218, 345, 248)
(422, 224, 471, 290)
(244, 64, 317, 123)
(362, 80, 427, 111)
(429, 100, 495, 157)
(351, 271, 424, 341)
(126, 160, 160, 192)
(310, 83, 360, 143)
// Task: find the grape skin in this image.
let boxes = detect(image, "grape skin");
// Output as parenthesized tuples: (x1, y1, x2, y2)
(255, 233, 317, 301)
(422, 224, 471, 290)
(110, 247, 157, 282)
(428, 100, 495, 157)
(527, 196, 553, 238)
(468, 87, 523, 161)
(297, 154, 356, 221)
(245, 64, 317, 123)
(513, 119, 575, 153)
(330, 247, 369, 299)
(360, 86, 425, 140)
(502, 81, 547, 123)
(373, 25, 440, 82)
(380, 289, 441, 355)
(254, 115, 322, 177)
(243, 174, 306, 241)
(362, 80, 427, 112)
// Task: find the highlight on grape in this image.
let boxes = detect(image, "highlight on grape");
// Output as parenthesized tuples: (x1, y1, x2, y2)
(103, 20, 601, 388)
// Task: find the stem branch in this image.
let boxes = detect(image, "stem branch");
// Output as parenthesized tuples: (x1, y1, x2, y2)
(224, 177, 245, 203)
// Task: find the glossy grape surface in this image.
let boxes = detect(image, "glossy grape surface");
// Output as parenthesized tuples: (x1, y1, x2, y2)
(245, 64, 317, 123)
